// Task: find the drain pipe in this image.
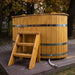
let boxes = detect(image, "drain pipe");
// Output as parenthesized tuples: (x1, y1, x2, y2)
(48, 59, 58, 69)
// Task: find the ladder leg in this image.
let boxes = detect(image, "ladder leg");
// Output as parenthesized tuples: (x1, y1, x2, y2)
(8, 55, 15, 66)
(8, 45, 17, 66)
(8, 34, 20, 66)
(29, 34, 40, 69)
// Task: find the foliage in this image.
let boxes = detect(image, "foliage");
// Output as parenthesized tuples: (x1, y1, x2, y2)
(8, 21, 12, 36)
(2, 0, 27, 18)
(34, 1, 46, 14)
(27, 0, 71, 14)
(1, 0, 71, 17)
(0, 0, 31, 36)
(44, 0, 71, 13)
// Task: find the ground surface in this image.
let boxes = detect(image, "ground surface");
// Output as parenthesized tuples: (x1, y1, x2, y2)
(0, 36, 75, 75)
(51, 67, 75, 75)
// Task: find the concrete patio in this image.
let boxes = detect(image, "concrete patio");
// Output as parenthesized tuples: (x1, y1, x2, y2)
(0, 39, 75, 75)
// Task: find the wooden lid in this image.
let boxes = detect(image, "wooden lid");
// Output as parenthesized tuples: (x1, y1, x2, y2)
(50, 12, 69, 16)
(12, 13, 69, 18)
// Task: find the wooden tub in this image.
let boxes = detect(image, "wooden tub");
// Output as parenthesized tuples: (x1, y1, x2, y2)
(12, 13, 68, 59)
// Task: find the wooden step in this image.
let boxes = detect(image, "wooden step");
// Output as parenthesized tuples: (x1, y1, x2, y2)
(17, 43, 34, 46)
(13, 53, 32, 58)
(19, 32, 40, 35)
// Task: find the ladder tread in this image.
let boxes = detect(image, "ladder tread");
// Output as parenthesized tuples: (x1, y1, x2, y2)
(19, 32, 40, 35)
(13, 53, 32, 58)
(17, 43, 34, 46)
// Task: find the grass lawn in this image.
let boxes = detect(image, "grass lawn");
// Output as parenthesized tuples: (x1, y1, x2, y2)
(50, 67, 75, 75)
(0, 68, 5, 75)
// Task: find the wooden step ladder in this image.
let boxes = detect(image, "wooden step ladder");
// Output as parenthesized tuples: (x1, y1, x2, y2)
(8, 32, 40, 70)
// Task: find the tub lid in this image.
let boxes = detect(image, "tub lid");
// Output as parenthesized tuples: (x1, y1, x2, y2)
(12, 12, 69, 18)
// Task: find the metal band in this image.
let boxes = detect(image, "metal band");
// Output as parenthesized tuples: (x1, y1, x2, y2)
(13, 24, 67, 27)
(41, 52, 67, 56)
(13, 41, 67, 46)
(41, 42, 67, 46)
(13, 25, 25, 27)
(12, 41, 15, 43)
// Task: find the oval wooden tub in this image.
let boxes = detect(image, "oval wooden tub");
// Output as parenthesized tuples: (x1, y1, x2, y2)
(12, 13, 68, 59)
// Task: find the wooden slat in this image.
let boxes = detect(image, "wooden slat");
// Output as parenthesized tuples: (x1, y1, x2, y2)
(13, 53, 31, 58)
(17, 43, 34, 46)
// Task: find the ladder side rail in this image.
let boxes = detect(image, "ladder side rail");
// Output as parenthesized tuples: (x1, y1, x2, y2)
(36, 34, 41, 62)
(8, 34, 20, 66)
(29, 34, 40, 69)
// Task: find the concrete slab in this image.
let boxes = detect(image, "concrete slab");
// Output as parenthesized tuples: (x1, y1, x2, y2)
(0, 39, 75, 75)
